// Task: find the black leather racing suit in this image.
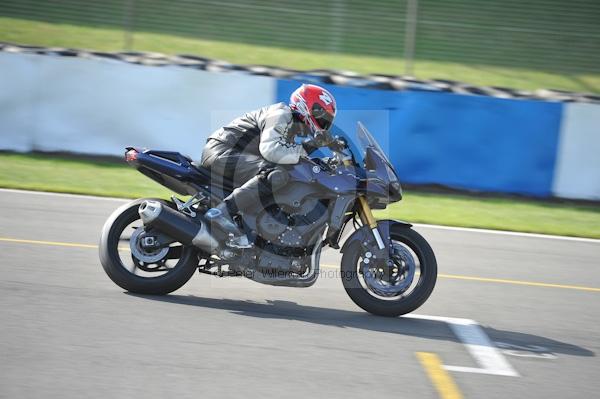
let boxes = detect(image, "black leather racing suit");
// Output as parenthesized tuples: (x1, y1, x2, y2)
(200, 102, 310, 215)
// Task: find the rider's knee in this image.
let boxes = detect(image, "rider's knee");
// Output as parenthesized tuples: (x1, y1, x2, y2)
(264, 168, 289, 190)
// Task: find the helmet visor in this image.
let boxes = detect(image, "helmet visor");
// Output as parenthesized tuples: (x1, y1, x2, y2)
(311, 103, 334, 131)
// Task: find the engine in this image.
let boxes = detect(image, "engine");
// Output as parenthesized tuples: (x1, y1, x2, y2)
(254, 197, 329, 272)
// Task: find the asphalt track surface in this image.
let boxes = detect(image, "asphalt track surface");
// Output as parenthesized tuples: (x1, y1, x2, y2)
(1, 189, 599, 399)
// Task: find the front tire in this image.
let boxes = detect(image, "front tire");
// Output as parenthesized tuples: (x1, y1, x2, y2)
(99, 198, 199, 295)
(341, 225, 437, 317)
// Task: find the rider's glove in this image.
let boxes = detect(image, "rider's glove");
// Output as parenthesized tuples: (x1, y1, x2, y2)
(302, 140, 319, 155)
(302, 131, 331, 154)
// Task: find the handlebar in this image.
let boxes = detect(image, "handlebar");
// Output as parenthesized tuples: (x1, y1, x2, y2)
(301, 134, 352, 171)
(328, 136, 347, 152)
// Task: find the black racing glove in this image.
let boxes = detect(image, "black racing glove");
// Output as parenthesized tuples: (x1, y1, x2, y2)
(302, 131, 331, 154)
(302, 140, 319, 155)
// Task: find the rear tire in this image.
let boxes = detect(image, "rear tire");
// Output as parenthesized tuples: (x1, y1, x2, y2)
(341, 226, 437, 317)
(99, 199, 199, 295)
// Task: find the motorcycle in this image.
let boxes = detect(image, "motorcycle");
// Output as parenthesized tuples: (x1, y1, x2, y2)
(99, 122, 437, 316)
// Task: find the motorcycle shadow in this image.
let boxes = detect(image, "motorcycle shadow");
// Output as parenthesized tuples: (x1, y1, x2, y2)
(127, 293, 594, 358)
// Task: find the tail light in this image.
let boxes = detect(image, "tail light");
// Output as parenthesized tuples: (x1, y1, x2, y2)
(125, 149, 138, 162)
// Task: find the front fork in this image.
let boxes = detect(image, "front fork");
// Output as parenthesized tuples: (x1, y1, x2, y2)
(356, 195, 386, 250)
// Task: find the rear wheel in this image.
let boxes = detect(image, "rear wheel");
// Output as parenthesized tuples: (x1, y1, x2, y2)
(341, 226, 437, 317)
(99, 199, 199, 295)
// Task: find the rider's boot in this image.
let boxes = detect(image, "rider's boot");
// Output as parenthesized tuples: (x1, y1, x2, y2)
(206, 169, 288, 249)
(204, 203, 251, 249)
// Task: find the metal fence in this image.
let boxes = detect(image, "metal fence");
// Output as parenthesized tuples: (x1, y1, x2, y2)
(1, 0, 599, 84)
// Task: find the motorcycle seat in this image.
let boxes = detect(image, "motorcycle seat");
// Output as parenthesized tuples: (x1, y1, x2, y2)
(190, 161, 235, 192)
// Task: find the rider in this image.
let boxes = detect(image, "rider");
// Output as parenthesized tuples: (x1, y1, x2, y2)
(200, 84, 337, 247)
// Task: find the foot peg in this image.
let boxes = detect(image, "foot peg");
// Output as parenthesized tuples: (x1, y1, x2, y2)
(226, 233, 253, 249)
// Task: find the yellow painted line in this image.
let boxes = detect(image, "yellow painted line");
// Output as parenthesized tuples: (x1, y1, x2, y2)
(0, 237, 131, 252)
(0, 237, 98, 249)
(417, 352, 463, 399)
(322, 263, 600, 293)
(438, 273, 600, 293)
(1, 236, 599, 292)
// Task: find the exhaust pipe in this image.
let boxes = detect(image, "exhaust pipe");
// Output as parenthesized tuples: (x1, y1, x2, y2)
(138, 200, 218, 253)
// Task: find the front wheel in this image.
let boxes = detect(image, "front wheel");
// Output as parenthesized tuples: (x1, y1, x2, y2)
(341, 225, 437, 317)
(99, 198, 199, 295)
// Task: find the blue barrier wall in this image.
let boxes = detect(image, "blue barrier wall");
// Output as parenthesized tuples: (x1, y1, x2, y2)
(4, 50, 588, 198)
(277, 80, 563, 197)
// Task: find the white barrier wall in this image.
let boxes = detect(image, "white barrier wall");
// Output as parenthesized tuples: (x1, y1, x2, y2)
(552, 103, 600, 200)
(0, 52, 275, 158)
(1, 51, 599, 200)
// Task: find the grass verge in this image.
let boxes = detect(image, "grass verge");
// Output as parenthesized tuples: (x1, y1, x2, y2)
(1, 152, 598, 238)
(1, 16, 599, 94)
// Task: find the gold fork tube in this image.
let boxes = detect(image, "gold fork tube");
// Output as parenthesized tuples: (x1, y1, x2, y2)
(357, 195, 377, 228)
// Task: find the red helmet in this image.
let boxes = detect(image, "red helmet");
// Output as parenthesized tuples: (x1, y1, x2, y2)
(289, 84, 337, 135)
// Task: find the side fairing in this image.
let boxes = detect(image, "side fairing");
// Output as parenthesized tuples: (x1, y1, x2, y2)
(288, 160, 362, 197)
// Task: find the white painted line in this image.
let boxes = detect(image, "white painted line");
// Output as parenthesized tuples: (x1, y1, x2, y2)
(494, 342, 557, 359)
(1, 188, 598, 243)
(0, 188, 129, 202)
(413, 223, 600, 244)
(407, 315, 519, 377)
(443, 320, 519, 377)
